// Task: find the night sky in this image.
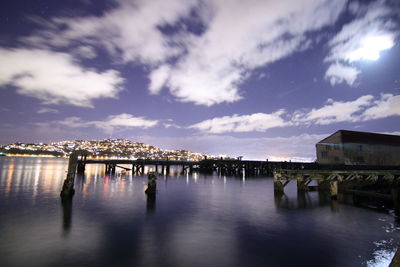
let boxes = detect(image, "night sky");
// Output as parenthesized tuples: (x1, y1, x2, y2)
(0, 0, 399, 160)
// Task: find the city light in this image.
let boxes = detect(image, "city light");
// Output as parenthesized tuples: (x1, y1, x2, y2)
(0, 139, 222, 161)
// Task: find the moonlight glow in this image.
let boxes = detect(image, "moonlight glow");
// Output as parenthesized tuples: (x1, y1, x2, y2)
(347, 35, 394, 61)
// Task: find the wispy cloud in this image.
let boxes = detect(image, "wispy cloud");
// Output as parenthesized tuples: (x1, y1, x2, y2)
(37, 107, 59, 114)
(23, 0, 348, 106)
(324, 63, 360, 86)
(362, 94, 400, 120)
(0, 48, 124, 107)
(24, 0, 197, 64)
(189, 110, 290, 133)
(293, 95, 374, 125)
(149, 0, 347, 105)
(40, 113, 158, 134)
(325, 1, 397, 86)
(189, 94, 400, 133)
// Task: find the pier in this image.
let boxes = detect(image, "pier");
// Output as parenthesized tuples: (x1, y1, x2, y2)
(274, 169, 400, 214)
(62, 154, 400, 214)
(75, 157, 317, 176)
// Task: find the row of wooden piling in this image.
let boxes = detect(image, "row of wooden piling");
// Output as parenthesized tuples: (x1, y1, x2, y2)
(274, 169, 400, 215)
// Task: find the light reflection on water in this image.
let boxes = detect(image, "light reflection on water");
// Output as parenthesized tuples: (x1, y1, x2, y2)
(0, 157, 399, 267)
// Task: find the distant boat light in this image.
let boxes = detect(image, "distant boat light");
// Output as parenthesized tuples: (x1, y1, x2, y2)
(347, 34, 394, 61)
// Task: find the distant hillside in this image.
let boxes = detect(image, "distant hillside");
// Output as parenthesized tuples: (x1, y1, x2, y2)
(0, 139, 223, 160)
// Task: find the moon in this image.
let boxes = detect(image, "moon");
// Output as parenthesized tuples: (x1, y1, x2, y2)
(348, 34, 394, 61)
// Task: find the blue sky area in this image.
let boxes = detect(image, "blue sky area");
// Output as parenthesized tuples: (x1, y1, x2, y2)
(0, 0, 399, 160)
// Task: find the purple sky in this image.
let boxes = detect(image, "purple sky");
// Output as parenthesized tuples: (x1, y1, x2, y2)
(0, 0, 399, 160)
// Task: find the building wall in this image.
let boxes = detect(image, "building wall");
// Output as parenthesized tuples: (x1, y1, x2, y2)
(316, 142, 400, 166)
(316, 143, 344, 164)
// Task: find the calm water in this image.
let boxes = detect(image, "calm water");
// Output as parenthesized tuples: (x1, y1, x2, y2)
(0, 157, 399, 267)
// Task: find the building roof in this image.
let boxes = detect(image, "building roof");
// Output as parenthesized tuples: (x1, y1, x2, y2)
(318, 130, 400, 147)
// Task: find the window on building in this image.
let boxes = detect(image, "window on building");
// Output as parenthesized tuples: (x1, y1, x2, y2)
(321, 151, 328, 158)
(326, 145, 331, 151)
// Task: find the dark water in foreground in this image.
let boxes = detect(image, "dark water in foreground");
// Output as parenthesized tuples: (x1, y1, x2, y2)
(0, 157, 399, 267)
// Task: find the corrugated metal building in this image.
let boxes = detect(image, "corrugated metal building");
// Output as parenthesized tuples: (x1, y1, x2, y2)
(316, 130, 400, 166)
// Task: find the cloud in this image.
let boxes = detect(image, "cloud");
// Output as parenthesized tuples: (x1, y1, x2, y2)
(73, 45, 97, 59)
(25, 0, 197, 64)
(149, 65, 170, 94)
(293, 95, 374, 125)
(37, 107, 59, 114)
(46, 113, 158, 134)
(325, 1, 397, 86)
(24, 0, 348, 106)
(325, 62, 360, 86)
(154, 0, 347, 105)
(189, 110, 290, 133)
(189, 94, 400, 133)
(362, 94, 400, 120)
(0, 48, 124, 107)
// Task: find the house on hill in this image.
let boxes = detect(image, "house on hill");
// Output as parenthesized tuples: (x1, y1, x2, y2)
(316, 130, 400, 166)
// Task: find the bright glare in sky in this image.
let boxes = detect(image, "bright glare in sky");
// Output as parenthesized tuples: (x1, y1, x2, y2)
(347, 34, 394, 61)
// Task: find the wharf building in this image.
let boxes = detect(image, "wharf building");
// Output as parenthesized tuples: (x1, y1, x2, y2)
(316, 130, 400, 166)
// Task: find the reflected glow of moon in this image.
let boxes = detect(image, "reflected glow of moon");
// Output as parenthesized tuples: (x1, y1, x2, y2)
(348, 34, 394, 61)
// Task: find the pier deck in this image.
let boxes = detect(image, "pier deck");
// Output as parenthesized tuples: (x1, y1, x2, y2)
(77, 157, 317, 176)
(274, 169, 400, 214)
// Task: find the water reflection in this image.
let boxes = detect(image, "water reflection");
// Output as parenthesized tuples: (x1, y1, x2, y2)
(61, 195, 73, 236)
(274, 190, 333, 210)
(0, 157, 399, 267)
(146, 193, 156, 213)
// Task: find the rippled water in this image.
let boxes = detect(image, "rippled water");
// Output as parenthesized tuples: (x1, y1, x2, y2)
(0, 157, 399, 267)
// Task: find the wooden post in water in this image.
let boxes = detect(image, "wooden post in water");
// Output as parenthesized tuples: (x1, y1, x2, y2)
(390, 247, 400, 266)
(318, 180, 330, 191)
(76, 155, 86, 174)
(297, 179, 309, 192)
(330, 181, 338, 200)
(110, 164, 116, 175)
(60, 153, 79, 197)
(145, 173, 157, 195)
(274, 178, 284, 193)
(391, 186, 400, 216)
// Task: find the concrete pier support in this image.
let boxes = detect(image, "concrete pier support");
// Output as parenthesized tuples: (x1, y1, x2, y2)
(61, 153, 79, 197)
(330, 181, 338, 200)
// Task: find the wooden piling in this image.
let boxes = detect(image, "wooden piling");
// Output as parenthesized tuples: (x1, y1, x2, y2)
(145, 173, 157, 195)
(60, 153, 79, 197)
(274, 178, 284, 193)
(297, 180, 309, 192)
(330, 181, 338, 200)
(391, 187, 400, 216)
(390, 247, 400, 267)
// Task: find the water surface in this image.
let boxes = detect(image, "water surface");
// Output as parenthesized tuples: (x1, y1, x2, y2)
(0, 157, 399, 267)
